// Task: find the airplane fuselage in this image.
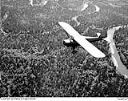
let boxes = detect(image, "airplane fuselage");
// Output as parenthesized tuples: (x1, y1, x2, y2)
(63, 35, 105, 49)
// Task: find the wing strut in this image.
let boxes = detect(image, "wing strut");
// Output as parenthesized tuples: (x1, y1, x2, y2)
(59, 22, 105, 58)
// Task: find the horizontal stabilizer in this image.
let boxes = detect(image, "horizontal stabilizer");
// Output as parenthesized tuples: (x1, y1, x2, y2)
(59, 22, 105, 58)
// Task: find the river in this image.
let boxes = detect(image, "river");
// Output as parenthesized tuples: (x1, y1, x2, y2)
(71, 2, 128, 78)
(105, 26, 128, 78)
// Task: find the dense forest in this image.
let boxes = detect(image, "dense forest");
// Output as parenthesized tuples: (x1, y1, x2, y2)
(0, 0, 128, 97)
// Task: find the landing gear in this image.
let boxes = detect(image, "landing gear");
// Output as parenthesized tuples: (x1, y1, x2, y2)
(71, 46, 78, 54)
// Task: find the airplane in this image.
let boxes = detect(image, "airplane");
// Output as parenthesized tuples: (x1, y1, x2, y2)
(58, 22, 108, 58)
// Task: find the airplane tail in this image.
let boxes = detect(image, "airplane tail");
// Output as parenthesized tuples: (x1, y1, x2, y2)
(104, 26, 122, 43)
(59, 22, 106, 58)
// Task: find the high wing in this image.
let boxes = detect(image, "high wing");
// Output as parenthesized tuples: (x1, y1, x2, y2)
(59, 22, 105, 58)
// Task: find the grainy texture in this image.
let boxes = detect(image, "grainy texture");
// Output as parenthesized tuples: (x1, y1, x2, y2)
(0, 0, 128, 97)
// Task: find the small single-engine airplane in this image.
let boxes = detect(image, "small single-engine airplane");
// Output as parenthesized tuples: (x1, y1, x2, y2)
(58, 22, 107, 58)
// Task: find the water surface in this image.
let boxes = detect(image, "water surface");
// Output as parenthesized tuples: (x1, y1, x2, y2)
(106, 26, 128, 78)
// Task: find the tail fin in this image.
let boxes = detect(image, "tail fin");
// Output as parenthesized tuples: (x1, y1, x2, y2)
(104, 26, 122, 43)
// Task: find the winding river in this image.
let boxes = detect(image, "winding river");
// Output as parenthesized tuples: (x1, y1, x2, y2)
(105, 26, 128, 78)
(29, 0, 128, 77)
(77, 2, 128, 78)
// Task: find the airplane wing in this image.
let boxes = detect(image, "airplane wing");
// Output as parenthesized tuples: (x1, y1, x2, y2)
(59, 22, 105, 58)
